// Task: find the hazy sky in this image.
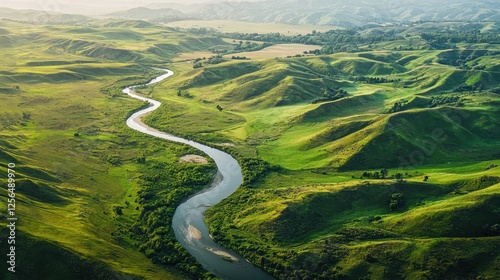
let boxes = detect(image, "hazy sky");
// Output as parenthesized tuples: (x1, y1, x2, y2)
(0, 0, 263, 14)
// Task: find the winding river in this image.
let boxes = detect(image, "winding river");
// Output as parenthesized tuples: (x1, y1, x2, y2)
(123, 69, 274, 280)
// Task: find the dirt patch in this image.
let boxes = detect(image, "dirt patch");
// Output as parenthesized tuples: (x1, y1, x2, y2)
(179, 154, 209, 164)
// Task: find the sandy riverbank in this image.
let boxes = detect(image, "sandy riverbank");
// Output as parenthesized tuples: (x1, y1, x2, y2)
(188, 225, 202, 240)
(179, 154, 209, 164)
(207, 247, 239, 262)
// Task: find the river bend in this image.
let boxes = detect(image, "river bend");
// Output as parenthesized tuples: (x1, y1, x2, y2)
(123, 69, 274, 280)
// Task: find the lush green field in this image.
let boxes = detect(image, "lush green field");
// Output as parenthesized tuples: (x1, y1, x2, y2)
(1, 17, 499, 280)
(135, 23, 500, 279)
(0, 20, 228, 279)
(144, 49, 500, 169)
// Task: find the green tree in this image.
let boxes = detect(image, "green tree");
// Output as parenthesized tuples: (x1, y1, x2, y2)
(381, 169, 389, 179)
(389, 193, 404, 211)
(395, 173, 403, 182)
(114, 206, 123, 215)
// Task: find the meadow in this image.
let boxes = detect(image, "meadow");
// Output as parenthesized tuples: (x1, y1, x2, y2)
(0, 17, 498, 280)
(0, 19, 228, 279)
(137, 22, 500, 279)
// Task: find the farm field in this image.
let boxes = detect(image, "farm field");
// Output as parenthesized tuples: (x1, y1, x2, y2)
(223, 44, 321, 60)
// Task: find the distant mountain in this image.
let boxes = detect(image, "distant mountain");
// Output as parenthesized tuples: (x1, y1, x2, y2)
(126, 0, 500, 27)
(0, 7, 90, 24)
(107, 7, 192, 22)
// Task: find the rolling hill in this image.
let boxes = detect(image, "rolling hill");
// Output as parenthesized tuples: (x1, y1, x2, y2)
(1, 13, 499, 280)
(110, 0, 500, 27)
(135, 25, 500, 279)
(0, 19, 230, 280)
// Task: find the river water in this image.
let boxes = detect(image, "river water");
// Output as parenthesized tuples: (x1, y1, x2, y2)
(123, 69, 274, 280)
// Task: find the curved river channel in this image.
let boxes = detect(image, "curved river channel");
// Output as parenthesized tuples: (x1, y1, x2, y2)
(123, 69, 274, 280)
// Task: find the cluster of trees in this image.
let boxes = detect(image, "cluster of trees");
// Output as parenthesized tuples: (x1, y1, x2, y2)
(428, 95, 463, 108)
(421, 32, 500, 49)
(231, 55, 247, 60)
(207, 47, 230, 54)
(389, 100, 408, 113)
(362, 169, 389, 179)
(207, 55, 224, 64)
(455, 83, 484, 93)
(225, 29, 402, 54)
(129, 160, 217, 279)
(187, 24, 497, 60)
(304, 49, 321, 55)
(239, 157, 280, 187)
(437, 50, 493, 68)
(389, 95, 465, 113)
(485, 164, 498, 171)
(455, 83, 475, 92)
(193, 55, 224, 69)
(193, 55, 225, 68)
(359, 170, 405, 182)
(286, 54, 307, 58)
(193, 62, 203, 69)
(355, 76, 400, 84)
(389, 192, 405, 212)
(176, 90, 193, 98)
(233, 40, 272, 52)
(311, 87, 349, 104)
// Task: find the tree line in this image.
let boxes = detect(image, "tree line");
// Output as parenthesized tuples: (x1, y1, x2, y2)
(186, 24, 498, 57)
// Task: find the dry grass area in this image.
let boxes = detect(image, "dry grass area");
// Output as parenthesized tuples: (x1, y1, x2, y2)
(166, 20, 340, 35)
(226, 44, 321, 59)
(179, 154, 209, 164)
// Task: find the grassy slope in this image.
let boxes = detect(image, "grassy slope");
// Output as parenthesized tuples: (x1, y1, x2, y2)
(145, 49, 500, 169)
(9, 18, 495, 279)
(205, 165, 500, 279)
(137, 33, 500, 279)
(0, 20, 229, 279)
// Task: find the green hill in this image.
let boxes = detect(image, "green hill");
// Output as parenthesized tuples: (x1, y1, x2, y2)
(3, 17, 500, 280)
(133, 30, 500, 280)
(0, 20, 231, 279)
(206, 168, 500, 279)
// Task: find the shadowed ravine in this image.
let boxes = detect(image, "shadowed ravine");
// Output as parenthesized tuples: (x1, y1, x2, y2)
(123, 69, 274, 280)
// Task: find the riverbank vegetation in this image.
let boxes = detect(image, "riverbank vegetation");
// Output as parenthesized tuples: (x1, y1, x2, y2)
(130, 145, 217, 279)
